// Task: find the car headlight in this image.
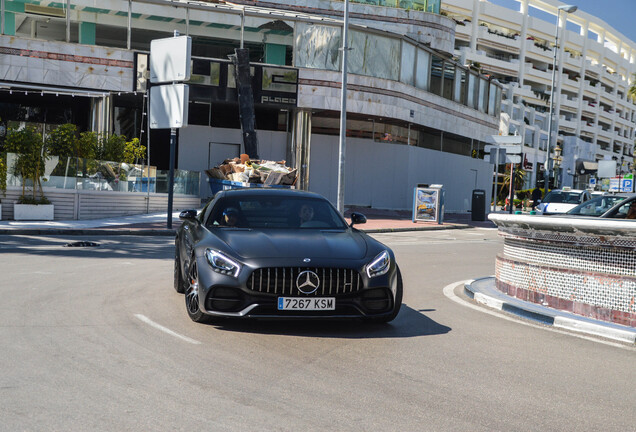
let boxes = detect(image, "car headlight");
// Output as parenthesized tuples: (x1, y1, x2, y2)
(205, 249, 241, 277)
(366, 250, 390, 278)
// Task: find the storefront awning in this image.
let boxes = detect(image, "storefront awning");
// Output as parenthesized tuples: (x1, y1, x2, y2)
(575, 159, 598, 175)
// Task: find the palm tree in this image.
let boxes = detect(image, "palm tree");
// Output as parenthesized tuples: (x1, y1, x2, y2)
(629, 73, 636, 101)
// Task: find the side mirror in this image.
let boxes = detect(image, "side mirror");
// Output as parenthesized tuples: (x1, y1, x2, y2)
(350, 212, 367, 227)
(179, 209, 198, 221)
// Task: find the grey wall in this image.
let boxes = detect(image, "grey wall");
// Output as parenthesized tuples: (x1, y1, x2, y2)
(309, 135, 493, 213)
(178, 126, 288, 200)
(178, 127, 493, 213)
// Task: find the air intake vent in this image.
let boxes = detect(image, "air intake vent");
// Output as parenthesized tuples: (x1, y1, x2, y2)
(25, 4, 66, 18)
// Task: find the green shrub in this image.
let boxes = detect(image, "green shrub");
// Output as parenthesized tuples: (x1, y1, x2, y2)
(5, 126, 48, 203)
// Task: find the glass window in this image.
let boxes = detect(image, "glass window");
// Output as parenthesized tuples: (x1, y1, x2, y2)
(455, 69, 467, 104)
(400, 42, 416, 86)
(467, 73, 478, 109)
(478, 78, 489, 113)
(488, 82, 498, 116)
(430, 55, 443, 96)
(348, 30, 400, 80)
(415, 48, 430, 90)
(294, 22, 341, 71)
(207, 195, 347, 229)
(442, 61, 455, 100)
(494, 86, 502, 116)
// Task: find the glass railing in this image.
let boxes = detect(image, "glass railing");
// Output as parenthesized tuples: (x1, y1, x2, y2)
(336, 1, 440, 14)
(4, 153, 200, 196)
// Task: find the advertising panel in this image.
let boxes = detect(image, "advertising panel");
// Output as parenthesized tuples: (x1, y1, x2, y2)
(413, 187, 440, 223)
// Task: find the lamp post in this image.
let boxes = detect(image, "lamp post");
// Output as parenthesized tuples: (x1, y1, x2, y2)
(544, 4, 577, 191)
(336, 0, 350, 214)
(566, 167, 575, 188)
(553, 144, 563, 189)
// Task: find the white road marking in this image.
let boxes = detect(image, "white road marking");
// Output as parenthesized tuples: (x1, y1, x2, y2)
(442, 281, 633, 350)
(134, 314, 201, 345)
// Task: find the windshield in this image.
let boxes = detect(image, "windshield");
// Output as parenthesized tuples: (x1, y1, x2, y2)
(543, 191, 584, 204)
(206, 195, 348, 229)
(567, 195, 626, 216)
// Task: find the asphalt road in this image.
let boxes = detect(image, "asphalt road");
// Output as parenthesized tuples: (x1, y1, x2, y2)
(1, 229, 634, 431)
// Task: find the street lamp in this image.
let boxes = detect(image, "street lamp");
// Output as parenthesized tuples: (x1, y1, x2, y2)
(544, 4, 577, 191)
(553, 144, 563, 189)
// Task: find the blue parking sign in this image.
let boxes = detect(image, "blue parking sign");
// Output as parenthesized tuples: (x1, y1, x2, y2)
(621, 178, 633, 193)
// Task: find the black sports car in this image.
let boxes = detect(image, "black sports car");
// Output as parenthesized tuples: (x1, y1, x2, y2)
(174, 188, 402, 323)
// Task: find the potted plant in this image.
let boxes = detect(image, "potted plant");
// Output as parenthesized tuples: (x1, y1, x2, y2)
(5, 125, 54, 220)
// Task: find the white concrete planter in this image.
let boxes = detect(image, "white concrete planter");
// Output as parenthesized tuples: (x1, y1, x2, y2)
(14, 203, 54, 221)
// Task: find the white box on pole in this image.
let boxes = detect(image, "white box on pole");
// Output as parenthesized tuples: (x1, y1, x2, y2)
(149, 84, 189, 129)
(149, 35, 192, 83)
(597, 160, 616, 178)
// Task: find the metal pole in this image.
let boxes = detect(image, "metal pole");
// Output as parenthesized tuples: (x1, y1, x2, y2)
(336, 0, 350, 214)
(492, 148, 498, 212)
(508, 162, 514, 214)
(66, 0, 70, 42)
(146, 90, 151, 213)
(2, 0, 5, 35)
(545, 9, 560, 192)
(167, 128, 176, 229)
(240, 6, 245, 49)
(127, 0, 132, 50)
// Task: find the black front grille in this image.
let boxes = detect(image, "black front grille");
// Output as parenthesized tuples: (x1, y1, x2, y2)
(246, 267, 363, 296)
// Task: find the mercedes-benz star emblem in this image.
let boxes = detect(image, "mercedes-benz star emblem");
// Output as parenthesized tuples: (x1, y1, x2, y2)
(296, 270, 320, 295)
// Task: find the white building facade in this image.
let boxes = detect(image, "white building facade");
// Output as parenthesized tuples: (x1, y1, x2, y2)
(0, 0, 503, 213)
(441, 0, 636, 189)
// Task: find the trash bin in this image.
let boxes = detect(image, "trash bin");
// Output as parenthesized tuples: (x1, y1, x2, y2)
(471, 189, 486, 221)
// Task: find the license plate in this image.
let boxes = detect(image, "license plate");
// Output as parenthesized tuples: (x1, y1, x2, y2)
(277, 297, 335, 311)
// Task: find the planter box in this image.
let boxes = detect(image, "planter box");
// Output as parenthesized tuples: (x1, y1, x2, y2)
(14, 203, 54, 221)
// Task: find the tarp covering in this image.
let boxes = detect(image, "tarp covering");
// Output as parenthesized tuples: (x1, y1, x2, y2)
(575, 159, 598, 175)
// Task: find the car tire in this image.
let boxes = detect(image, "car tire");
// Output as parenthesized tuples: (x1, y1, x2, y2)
(184, 260, 211, 323)
(366, 265, 403, 324)
(174, 246, 186, 294)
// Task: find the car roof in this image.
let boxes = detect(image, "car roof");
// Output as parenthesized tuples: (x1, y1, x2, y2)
(547, 189, 586, 194)
(215, 188, 326, 200)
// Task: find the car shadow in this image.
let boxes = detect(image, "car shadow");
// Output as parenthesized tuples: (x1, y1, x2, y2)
(208, 304, 451, 339)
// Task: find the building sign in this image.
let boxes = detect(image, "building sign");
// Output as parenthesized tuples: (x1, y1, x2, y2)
(608, 174, 634, 193)
(137, 54, 298, 109)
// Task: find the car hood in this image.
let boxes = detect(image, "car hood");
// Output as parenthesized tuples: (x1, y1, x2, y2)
(213, 229, 369, 260)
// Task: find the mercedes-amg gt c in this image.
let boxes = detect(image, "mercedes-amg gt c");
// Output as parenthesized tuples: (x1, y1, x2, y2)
(174, 188, 402, 323)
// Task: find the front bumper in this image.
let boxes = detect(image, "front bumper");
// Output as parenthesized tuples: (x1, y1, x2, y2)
(196, 257, 399, 319)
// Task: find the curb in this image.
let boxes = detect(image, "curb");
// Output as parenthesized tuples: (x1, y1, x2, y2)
(361, 224, 472, 233)
(0, 223, 475, 236)
(464, 278, 636, 344)
(0, 228, 177, 236)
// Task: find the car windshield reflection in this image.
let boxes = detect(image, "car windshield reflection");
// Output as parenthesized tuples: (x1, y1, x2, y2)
(206, 195, 348, 230)
(567, 195, 626, 216)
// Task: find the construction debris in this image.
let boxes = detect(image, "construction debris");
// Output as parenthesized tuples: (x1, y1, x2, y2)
(205, 155, 297, 186)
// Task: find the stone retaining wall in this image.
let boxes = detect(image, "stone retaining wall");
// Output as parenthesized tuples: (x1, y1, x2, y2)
(489, 214, 636, 328)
